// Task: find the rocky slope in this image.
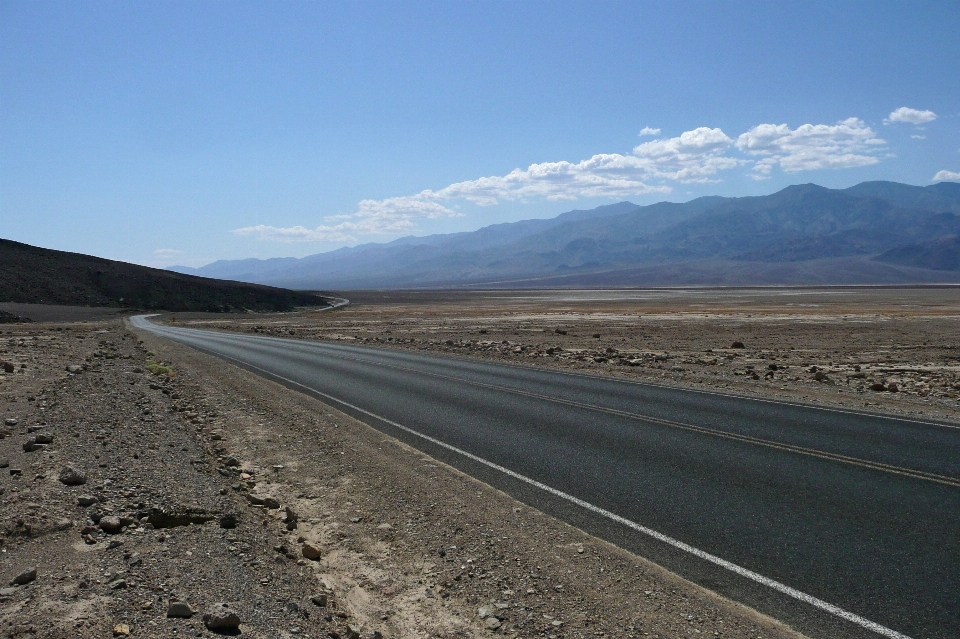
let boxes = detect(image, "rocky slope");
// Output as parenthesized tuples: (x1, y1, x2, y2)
(0, 239, 329, 312)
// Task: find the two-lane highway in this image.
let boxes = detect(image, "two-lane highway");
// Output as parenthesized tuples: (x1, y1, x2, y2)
(131, 315, 960, 639)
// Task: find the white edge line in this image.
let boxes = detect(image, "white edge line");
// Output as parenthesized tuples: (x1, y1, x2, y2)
(133, 317, 914, 639)
(143, 315, 959, 432)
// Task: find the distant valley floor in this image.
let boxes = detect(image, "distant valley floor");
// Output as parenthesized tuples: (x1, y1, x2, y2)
(167, 286, 960, 425)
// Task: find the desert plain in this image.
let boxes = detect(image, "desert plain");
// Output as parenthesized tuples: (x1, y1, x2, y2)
(1, 286, 958, 639)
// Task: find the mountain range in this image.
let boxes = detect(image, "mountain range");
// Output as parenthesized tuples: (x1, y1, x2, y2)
(171, 181, 960, 289)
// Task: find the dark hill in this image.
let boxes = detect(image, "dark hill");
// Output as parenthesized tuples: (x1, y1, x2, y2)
(0, 239, 329, 312)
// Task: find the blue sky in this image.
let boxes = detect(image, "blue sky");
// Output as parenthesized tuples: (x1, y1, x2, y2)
(2, 1, 959, 268)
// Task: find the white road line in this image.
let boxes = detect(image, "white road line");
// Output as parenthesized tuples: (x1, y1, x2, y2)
(167, 319, 960, 432)
(133, 317, 916, 638)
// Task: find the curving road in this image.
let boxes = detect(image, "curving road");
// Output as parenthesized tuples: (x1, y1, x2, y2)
(130, 315, 960, 639)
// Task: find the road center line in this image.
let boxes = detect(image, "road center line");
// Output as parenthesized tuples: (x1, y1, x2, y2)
(251, 340, 960, 488)
(183, 340, 914, 639)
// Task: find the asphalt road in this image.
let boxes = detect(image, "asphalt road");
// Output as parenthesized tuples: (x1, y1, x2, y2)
(131, 316, 960, 639)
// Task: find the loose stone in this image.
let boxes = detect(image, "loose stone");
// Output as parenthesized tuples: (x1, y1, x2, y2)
(11, 567, 37, 586)
(167, 600, 196, 618)
(203, 604, 242, 631)
(58, 466, 87, 486)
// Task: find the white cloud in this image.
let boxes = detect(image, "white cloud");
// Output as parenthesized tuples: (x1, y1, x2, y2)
(233, 127, 747, 243)
(933, 170, 960, 182)
(884, 107, 937, 125)
(153, 248, 184, 258)
(232, 197, 460, 244)
(631, 127, 740, 182)
(234, 118, 897, 243)
(736, 118, 885, 178)
(638, 126, 661, 136)
(912, 134, 927, 140)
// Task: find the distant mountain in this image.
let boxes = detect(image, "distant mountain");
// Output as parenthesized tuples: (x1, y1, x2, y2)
(172, 180, 960, 288)
(875, 235, 960, 271)
(0, 239, 329, 312)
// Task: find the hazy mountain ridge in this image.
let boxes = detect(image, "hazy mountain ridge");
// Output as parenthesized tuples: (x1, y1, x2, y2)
(172, 181, 960, 288)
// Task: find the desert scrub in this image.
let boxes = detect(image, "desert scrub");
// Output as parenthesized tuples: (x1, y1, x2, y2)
(145, 359, 174, 377)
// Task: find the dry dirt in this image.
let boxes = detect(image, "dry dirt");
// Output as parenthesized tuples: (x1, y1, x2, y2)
(0, 305, 805, 639)
(176, 287, 960, 424)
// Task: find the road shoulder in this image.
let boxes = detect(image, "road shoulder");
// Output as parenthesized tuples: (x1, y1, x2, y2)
(131, 320, 810, 639)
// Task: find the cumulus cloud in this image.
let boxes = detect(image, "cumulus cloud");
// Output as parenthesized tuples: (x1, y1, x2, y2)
(235, 118, 898, 243)
(884, 107, 937, 125)
(736, 118, 885, 178)
(233, 128, 748, 243)
(933, 170, 960, 182)
(631, 127, 740, 182)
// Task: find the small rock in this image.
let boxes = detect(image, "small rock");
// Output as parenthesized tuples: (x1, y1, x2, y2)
(376, 523, 393, 530)
(11, 567, 36, 585)
(59, 466, 87, 486)
(10, 468, 22, 476)
(731, 341, 745, 349)
(870, 382, 887, 392)
(113, 623, 130, 636)
(484, 617, 502, 630)
(302, 543, 322, 560)
(344, 625, 361, 639)
(887, 383, 899, 393)
(248, 492, 278, 506)
(478, 605, 495, 619)
(22, 437, 46, 452)
(0, 586, 19, 597)
(310, 593, 328, 607)
(99, 516, 123, 534)
(66, 365, 83, 374)
(219, 513, 239, 529)
(108, 539, 123, 549)
(3, 418, 17, 426)
(370, 631, 383, 639)
(78, 495, 98, 507)
(55, 518, 73, 531)
(110, 579, 127, 589)
(203, 604, 242, 631)
(0, 460, 8, 469)
(168, 600, 196, 618)
(222, 456, 240, 467)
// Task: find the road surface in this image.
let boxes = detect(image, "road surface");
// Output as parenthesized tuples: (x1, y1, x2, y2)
(131, 315, 960, 639)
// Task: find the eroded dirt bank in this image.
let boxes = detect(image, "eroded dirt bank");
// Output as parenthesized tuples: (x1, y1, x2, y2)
(0, 315, 804, 638)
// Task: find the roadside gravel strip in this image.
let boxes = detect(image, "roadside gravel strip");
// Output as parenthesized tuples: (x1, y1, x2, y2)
(1, 316, 804, 639)
(130, 316, 960, 639)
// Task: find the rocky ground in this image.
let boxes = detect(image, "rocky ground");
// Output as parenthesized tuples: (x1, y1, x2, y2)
(0, 308, 805, 638)
(177, 287, 960, 424)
